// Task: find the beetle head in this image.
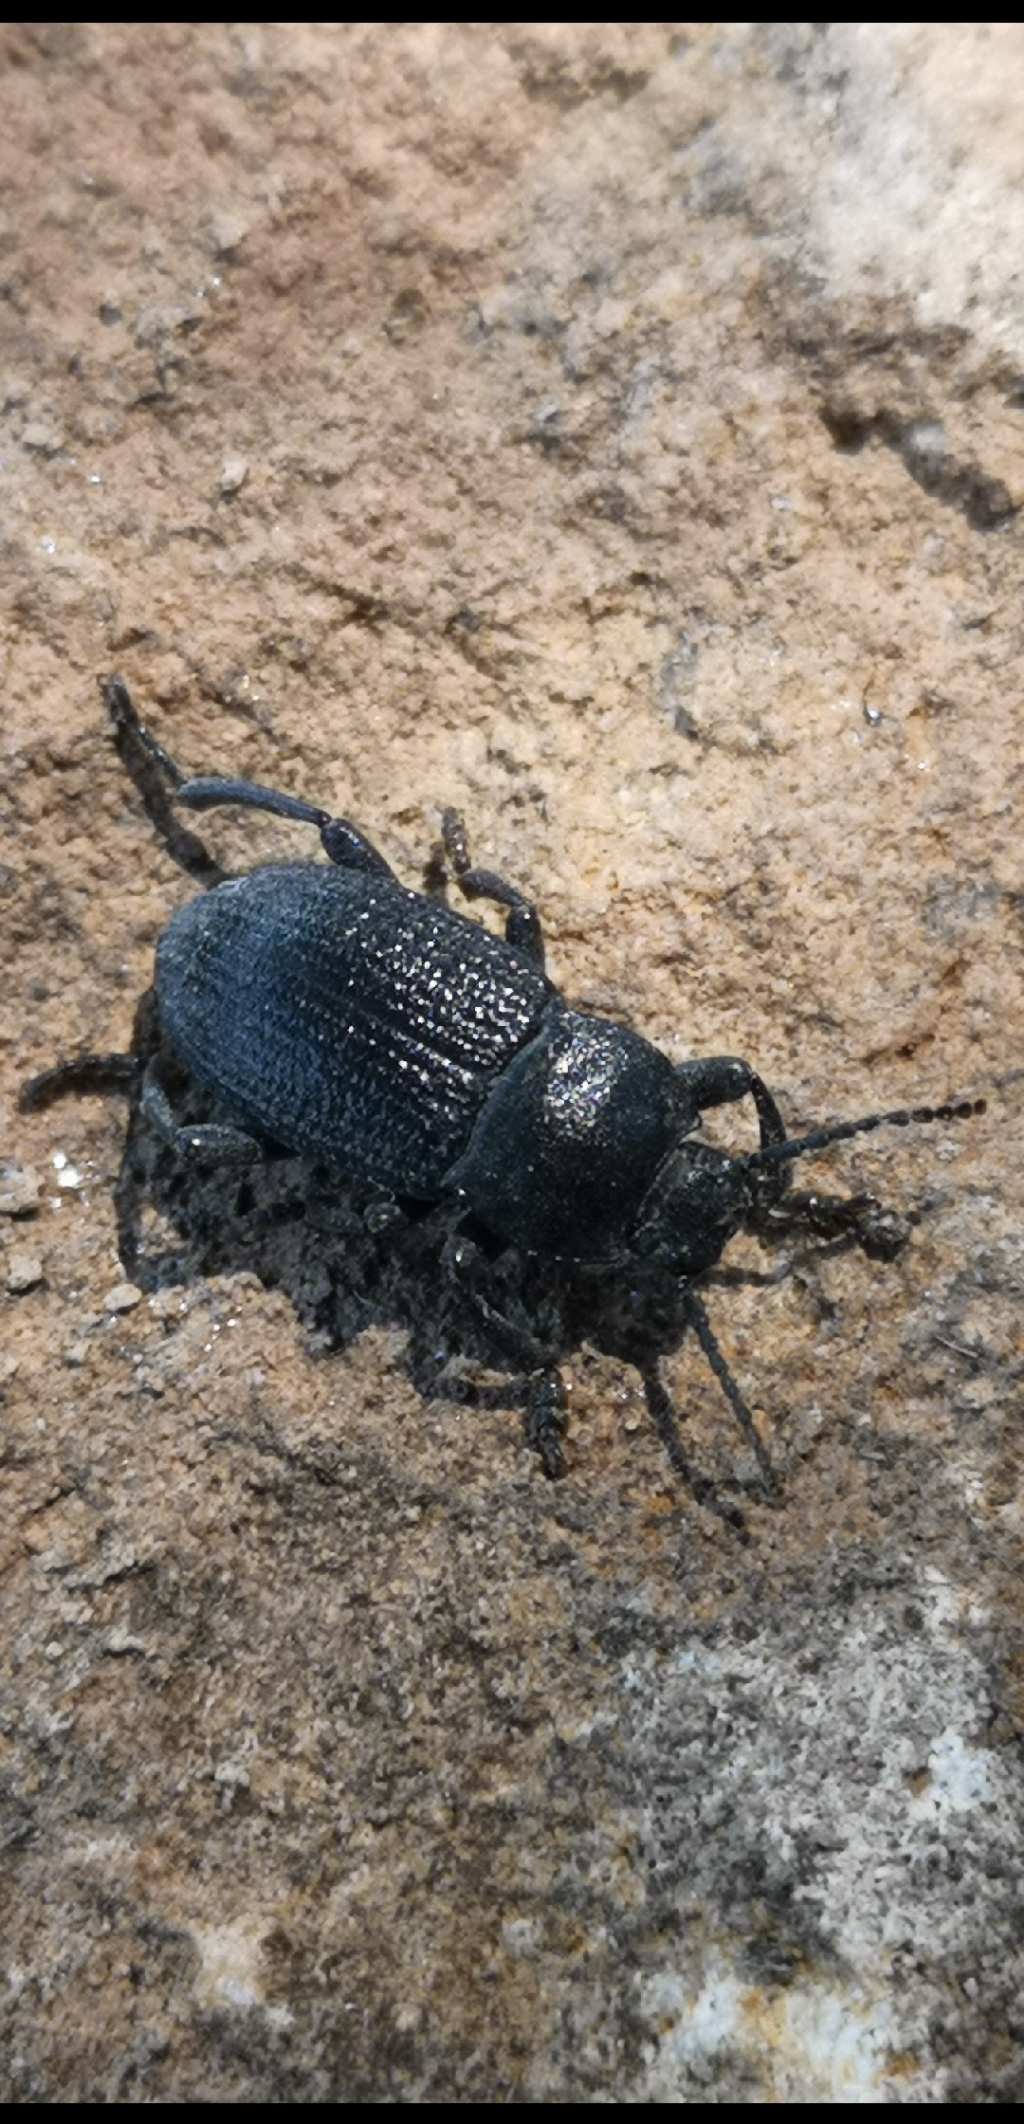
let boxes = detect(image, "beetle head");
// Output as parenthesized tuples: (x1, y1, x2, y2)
(630, 1137, 755, 1277)
(630, 1092, 986, 1280)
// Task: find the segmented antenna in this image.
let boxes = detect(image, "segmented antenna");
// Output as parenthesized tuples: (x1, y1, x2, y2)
(746, 1098, 985, 1172)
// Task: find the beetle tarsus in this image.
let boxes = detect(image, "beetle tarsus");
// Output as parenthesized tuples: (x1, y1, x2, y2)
(525, 1369, 568, 1479)
(103, 674, 226, 888)
(441, 806, 546, 969)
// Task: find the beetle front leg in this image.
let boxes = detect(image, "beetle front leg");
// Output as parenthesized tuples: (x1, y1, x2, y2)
(754, 1186, 910, 1263)
(440, 809, 546, 969)
(642, 1364, 749, 1534)
(442, 1232, 549, 1362)
(675, 1055, 792, 1204)
(684, 1290, 777, 1497)
(674, 1055, 786, 1148)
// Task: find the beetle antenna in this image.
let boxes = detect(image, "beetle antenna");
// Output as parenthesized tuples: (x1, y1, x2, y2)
(745, 1097, 985, 1171)
(684, 1291, 776, 1495)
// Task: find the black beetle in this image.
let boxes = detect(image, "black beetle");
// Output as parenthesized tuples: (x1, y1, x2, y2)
(21, 677, 983, 1495)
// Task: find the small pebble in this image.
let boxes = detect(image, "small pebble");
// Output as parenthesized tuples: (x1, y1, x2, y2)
(103, 1280, 143, 1314)
(220, 455, 249, 497)
(7, 1248, 43, 1293)
(0, 1164, 41, 1217)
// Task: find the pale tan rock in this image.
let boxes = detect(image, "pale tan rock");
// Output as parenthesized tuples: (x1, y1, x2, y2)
(3, 20, 1022, 2108)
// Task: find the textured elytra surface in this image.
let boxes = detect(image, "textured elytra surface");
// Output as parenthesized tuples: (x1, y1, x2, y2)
(159, 863, 553, 1194)
(3, 21, 1024, 2106)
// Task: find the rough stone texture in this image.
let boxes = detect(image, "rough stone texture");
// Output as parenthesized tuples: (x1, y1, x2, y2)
(2, 21, 1023, 2104)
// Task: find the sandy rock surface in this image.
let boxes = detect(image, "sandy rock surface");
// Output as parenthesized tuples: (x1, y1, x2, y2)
(2, 22, 1023, 2102)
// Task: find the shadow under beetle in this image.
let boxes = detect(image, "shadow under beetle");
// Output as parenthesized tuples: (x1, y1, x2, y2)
(21, 677, 984, 1504)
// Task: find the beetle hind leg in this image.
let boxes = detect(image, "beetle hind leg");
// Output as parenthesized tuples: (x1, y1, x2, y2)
(20, 1051, 140, 1112)
(175, 772, 396, 879)
(440, 808, 546, 969)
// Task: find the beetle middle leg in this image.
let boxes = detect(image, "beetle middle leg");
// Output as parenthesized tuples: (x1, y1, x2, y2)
(642, 1365, 749, 1535)
(19, 982, 163, 1122)
(442, 1231, 568, 1474)
(139, 1053, 264, 1168)
(439, 808, 546, 970)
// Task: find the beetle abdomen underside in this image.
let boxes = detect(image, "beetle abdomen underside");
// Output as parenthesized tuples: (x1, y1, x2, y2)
(157, 863, 554, 1193)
